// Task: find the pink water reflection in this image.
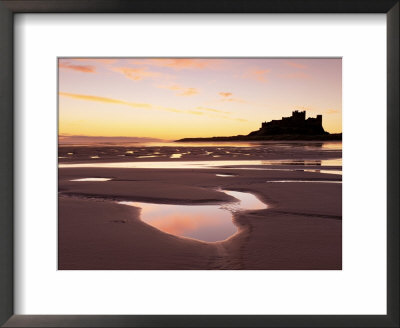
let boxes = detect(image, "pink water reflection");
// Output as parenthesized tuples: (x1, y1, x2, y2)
(59, 158, 342, 169)
(119, 190, 266, 242)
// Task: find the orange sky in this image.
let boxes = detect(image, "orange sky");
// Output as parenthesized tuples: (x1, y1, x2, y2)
(59, 58, 342, 140)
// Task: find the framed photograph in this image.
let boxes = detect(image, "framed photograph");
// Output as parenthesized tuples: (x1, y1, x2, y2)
(0, 1, 398, 327)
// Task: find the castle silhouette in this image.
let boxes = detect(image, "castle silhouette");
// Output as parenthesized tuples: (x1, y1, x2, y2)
(177, 110, 341, 141)
(248, 110, 327, 136)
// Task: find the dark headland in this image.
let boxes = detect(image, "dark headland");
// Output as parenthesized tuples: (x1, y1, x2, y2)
(177, 110, 342, 142)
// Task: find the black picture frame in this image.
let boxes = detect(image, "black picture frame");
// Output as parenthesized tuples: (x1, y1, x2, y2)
(0, 1, 398, 327)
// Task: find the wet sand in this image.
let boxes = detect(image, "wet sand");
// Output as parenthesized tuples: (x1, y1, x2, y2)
(58, 141, 342, 164)
(59, 147, 342, 269)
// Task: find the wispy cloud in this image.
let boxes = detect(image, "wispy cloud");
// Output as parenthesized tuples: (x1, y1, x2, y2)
(191, 109, 247, 123)
(59, 92, 153, 109)
(280, 72, 310, 79)
(112, 67, 163, 81)
(188, 110, 204, 115)
(196, 106, 230, 114)
(218, 92, 246, 103)
(285, 61, 307, 69)
(243, 69, 270, 82)
(73, 58, 117, 65)
(163, 107, 182, 113)
(158, 84, 199, 96)
(219, 92, 232, 98)
(130, 58, 219, 70)
(221, 97, 246, 103)
(59, 92, 247, 122)
(59, 62, 96, 73)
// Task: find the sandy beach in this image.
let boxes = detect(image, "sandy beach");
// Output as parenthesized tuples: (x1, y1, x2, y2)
(58, 142, 342, 270)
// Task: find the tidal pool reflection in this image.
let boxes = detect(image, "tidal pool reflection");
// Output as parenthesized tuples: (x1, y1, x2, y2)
(70, 178, 111, 182)
(267, 180, 341, 184)
(59, 159, 342, 169)
(303, 169, 342, 175)
(221, 190, 267, 212)
(119, 189, 267, 242)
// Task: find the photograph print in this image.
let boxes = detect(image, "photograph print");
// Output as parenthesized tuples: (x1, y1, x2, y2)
(58, 58, 342, 270)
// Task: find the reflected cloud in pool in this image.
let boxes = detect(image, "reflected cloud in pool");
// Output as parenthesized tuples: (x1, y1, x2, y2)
(119, 189, 266, 242)
(59, 158, 342, 169)
(70, 178, 111, 182)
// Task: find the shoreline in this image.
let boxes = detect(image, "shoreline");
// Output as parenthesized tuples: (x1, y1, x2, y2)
(58, 141, 342, 165)
(58, 155, 342, 165)
(176, 133, 342, 142)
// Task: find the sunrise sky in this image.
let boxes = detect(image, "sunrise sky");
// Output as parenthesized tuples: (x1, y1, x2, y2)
(58, 58, 342, 140)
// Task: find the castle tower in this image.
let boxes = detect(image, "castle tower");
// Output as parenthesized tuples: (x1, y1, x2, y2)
(291, 110, 306, 121)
